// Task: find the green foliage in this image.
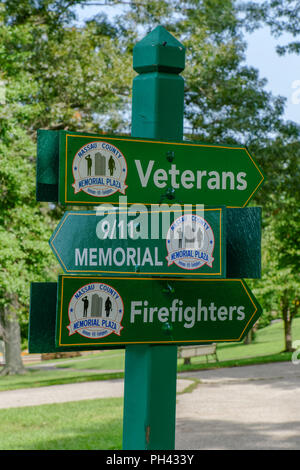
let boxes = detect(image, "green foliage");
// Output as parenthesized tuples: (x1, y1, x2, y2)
(0, 129, 56, 304)
(0, 1, 133, 334)
(120, 0, 299, 146)
(251, 202, 300, 329)
(241, 0, 300, 55)
(0, 3, 133, 133)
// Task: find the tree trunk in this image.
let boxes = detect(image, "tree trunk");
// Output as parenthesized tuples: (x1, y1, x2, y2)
(243, 322, 258, 344)
(284, 317, 293, 352)
(281, 292, 293, 353)
(0, 296, 26, 376)
(243, 330, 252, 344)
(244, 328, 253, 344)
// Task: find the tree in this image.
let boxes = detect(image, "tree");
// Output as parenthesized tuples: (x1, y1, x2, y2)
(231, 0, 300, 347)
(114, 0, 299, 144)
(0, 0, 133, 374)
(174, 0, 292, 147)
(171, 0, 300, 348)
(249, 136, 300, 350)
(252, 194, 300, 351)
(0, 127, 57, 375)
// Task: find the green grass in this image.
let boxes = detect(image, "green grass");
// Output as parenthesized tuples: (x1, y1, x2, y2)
(217, 318, 299, 361)
(54, 350, 125, 371)
(177, 318, 300, 371)
(0, 318, 299, 392)
(0, 398, 123, 450)
(0, 350, 126, 391)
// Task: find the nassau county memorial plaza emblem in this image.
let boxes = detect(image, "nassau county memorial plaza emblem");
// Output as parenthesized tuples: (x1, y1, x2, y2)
(67, 282, 124, 339)
(72, 141, 128, 197)
(166, 214, 215, 271)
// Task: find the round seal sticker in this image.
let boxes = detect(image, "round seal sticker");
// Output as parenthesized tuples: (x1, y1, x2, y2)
(166, 214, 215, 270)
(72, 141, 128, 197)
(67, 282, 124, 339)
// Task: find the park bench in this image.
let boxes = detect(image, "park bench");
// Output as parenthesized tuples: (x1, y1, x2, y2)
(178, 343, 218, 365)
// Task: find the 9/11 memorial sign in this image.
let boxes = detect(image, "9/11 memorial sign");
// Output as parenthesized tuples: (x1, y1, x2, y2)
(49, 207, 226, 278)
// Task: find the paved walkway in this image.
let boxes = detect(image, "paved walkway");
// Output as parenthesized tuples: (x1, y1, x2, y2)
(0, 361, 299, 449)
(0, 377, 192, 409)
(176, 362, 300, 450)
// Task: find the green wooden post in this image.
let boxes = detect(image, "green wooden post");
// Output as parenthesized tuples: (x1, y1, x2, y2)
(122, 26, 185, 450)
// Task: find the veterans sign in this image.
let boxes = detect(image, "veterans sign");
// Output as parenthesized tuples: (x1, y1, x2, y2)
(55, 130, 264, 207)
(55, 275, 262, 349)
(49, 207, 226, 277)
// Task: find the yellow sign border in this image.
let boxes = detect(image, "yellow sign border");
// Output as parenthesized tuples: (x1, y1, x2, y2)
(63, 134, 265, 208)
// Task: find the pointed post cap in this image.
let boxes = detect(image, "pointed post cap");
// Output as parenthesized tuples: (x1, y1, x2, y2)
(133, 25, 185, 74)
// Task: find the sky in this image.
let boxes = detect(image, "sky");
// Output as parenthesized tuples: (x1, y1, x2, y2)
(244, 28, 299, 123)
(74, 3, 299, 124)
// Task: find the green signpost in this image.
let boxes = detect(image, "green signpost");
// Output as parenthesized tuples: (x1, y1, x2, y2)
(49, 208, 226, 278)
(29, 25, 264, 451)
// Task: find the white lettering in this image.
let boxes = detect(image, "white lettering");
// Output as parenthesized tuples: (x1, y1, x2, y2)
(236, 171, 247, 190)
(207, 171, 220, 189)
(222, 171, 235, 190)
(154, 247, 163, 266)
(196, 170, 207, 188)
(89, 248, 98, 266)
(217, 305, 228, 321)
(157, 307, 169, 322)
(169, 164, 180, 188)
(183, 306, 196, 328)
(141, 247, 153, 266)
(113, 247, 126, 266)
(237, 306, 245, 320)
(134, 160, 154, 187)
(181, 169, 195, 189)
(153, 168, 168, 188)
(130, 299, 247, 326)
(135, 161, 249, 192)
(126, 247, 136, 266)
(130, 301, 142, 322)
(75, 248, 87, 266)
(99, 248, 112, 266)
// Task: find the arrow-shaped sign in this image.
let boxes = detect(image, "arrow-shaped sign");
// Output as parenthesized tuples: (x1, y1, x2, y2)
(37, 130, 265, 207)
(49, 208, 226, 278)
(55, 275, 262, 348)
